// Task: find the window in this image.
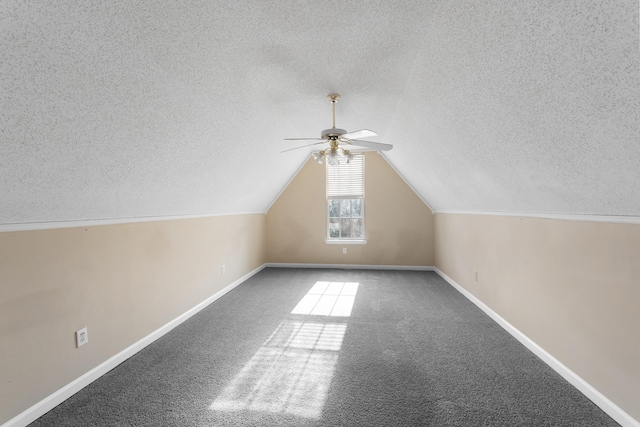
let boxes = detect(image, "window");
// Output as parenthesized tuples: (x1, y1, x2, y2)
(328, 199, 363, 238)
(326, 154, 364, 241)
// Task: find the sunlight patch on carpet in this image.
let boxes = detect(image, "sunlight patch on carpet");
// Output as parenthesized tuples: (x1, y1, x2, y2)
(291, 281, 359, 317)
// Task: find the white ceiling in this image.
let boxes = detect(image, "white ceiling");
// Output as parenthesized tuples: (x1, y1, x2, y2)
(2, 1, 639, 224)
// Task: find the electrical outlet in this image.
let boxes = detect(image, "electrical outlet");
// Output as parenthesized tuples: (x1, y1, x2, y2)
(342, 248, 347, 254)
(222, 264, 226, 274)
(76, 327, 88, 348)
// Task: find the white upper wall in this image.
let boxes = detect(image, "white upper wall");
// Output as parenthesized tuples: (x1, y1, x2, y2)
(1, 1, 638, 224)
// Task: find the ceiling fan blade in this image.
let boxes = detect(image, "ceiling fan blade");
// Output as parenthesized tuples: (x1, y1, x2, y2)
(284, 137, 324, 141)
(280, 141, 326, 153)
(346, 140, 393, 151)
(341, 129, 377, 140)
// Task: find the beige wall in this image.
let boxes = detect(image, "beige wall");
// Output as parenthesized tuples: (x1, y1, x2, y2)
(266, 151, 434, 266)
(6, 173, 637, 424)
(434, 213, 640, 421)
(0, 214, 266, 425)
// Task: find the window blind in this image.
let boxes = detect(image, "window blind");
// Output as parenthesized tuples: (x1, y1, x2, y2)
(326, 154, 364, 198)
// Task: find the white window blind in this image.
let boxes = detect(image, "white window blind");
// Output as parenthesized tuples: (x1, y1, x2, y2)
(326, 155, 364, 198)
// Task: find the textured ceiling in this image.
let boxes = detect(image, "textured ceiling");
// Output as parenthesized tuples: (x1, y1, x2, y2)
(1, 1, 639, 224)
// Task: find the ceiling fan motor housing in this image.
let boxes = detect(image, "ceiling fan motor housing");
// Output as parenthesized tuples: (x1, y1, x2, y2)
(321, 128, 347, 139)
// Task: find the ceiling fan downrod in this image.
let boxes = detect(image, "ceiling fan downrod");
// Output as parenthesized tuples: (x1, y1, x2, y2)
(328, 93, 340, 129)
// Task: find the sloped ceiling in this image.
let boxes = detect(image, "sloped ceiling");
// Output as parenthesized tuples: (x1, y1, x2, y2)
(1, 1, 638, 224)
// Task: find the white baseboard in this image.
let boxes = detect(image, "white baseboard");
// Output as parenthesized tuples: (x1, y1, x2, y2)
(265, 262, 435, 271)
(434, 268, 639, 427)
(2, 264, 266, 427)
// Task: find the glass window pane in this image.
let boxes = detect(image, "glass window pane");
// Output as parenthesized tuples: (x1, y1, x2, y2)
(352, 218, 363, 238)
(340, 200, 351, 218)
(329, 219, 340, 238)
(352, 199, 362, 217)
(329, 200, 340, 218)
(340, 218, 351, 238)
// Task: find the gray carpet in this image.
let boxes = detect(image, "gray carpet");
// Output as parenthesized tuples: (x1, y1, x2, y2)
(30, 268, 619, 426)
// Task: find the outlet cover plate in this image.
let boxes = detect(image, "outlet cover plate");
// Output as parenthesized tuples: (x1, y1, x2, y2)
(76, 327, 88, 348)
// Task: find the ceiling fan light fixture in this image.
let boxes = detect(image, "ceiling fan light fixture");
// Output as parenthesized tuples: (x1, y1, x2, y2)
(313, 151, 324, 164)
(327, 151, 339, 166)
(345, 151, 354, 163)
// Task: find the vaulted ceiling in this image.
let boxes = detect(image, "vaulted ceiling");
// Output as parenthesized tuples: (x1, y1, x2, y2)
(2, 1, 639, 224)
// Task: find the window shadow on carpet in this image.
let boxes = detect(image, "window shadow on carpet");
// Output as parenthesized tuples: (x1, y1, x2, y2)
(210, 281, 359, 419)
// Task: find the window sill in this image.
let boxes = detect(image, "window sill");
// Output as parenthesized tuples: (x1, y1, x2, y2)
(325, 239, 368, 245)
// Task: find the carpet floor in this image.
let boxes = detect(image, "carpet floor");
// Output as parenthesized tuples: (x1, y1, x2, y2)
(29, 268, 619, 426)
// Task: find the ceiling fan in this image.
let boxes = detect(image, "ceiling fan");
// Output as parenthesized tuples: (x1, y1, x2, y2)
(283, 94, 393, 165)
